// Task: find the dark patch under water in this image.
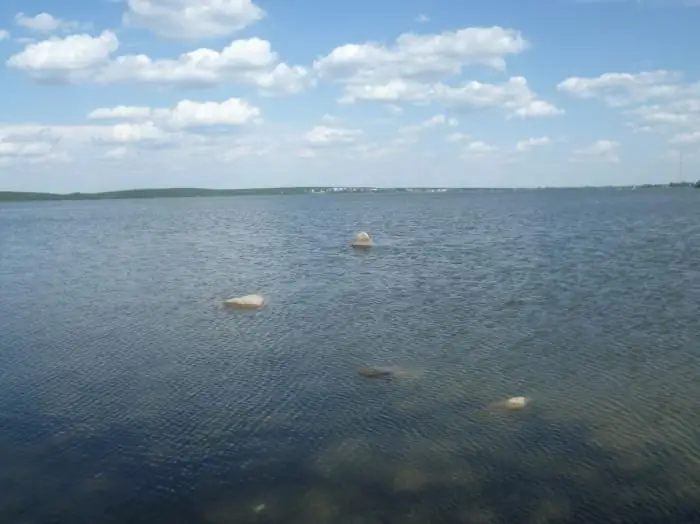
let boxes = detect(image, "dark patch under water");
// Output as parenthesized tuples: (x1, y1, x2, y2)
(1, 189, 700, 523)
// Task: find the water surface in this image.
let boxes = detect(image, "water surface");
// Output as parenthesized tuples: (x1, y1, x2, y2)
(1, 189, 700, 523)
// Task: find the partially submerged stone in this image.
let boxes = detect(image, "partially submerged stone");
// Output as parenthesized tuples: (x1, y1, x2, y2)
(351, 231, 372, 248)
(505, 396, 529, 410)
(223, 293, 265, 309)
(357, 366, 393, 378)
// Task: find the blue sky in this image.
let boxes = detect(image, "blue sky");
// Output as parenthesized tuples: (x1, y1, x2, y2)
(1, 0, 699, 191)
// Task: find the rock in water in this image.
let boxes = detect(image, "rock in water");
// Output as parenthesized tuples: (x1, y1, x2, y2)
(505, 396, 528, 410)
(223, 294, 265, 309)
(358, 366, 393, 378)
(351, 231, 372, 248)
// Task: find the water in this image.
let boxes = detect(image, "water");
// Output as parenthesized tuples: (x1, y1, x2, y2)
(1, 189, 700, 524)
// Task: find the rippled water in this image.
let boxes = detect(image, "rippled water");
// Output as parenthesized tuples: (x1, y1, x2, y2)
(1, 190, 700, 524)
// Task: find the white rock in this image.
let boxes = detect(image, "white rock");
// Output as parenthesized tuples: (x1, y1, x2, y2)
(351, 231, 372, 248)
(223, 294, 265, 309)
(505, 396, 528, 410)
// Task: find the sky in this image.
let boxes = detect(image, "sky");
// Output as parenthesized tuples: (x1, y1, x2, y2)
(1, 0, 700, 192)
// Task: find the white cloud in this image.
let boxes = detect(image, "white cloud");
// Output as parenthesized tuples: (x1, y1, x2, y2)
(416, 14, 430, 23)
(123, 0, 265, 40)
(337, 79, 428, 103)
(101, 38, 309, 93)
(515, 136, 551, 152)
(106, 122, 169, 144)
(165, 98, 261, 128)
(88, 106, 153, 120)
(221, 134, 279, 160)
(336, 76, 562, 118)
(314, 26, 528, 84)
(296, 149, 317, 159)
(304, 125, 362, 147)
(669, 131, 700, 144)
(320, 114, 341, 124)
(89, 98, 261, 130)
(0, 29, 9, 41)
(446, 132, 470, 143)
(1, 96, 261, 166)
(0, 123, 129, 150)
(0, 120, 289, 177)
(628, 100, 700, 134)
(435, 77, 563, 118)
(512, 100, 563, 118)
(105, 146, 129, 159)
(6, 31, 118, 82)
(558, 69, 700, 138)
(557, 70, 683, 106)
(8, 32, 309, 94)
(0, 126, 70, 164)
(312, 26, 563, 120)
(352, 142, 401, 159)
(0, 140, 54, 157)
(15, 12, 82, 33)
(399, 114, 458, 134)
(571, 140, 620, 162)
(464, 140, 497, 155)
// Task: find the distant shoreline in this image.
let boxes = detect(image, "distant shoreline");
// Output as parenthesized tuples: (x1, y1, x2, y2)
(1, 183, 698, 203)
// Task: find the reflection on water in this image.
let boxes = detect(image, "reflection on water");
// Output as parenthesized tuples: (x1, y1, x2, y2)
(1, 190, 700, 523)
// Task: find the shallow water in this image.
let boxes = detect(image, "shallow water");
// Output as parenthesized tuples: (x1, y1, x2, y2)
(1, 189, 700, 523)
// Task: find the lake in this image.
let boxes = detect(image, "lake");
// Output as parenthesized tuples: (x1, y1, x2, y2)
(1, 189, 700, 524)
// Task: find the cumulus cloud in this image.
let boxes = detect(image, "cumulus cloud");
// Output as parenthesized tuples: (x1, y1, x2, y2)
(446, 132, 470, 143)
(105, 146, 129, 159)
(0, 29, 10, 41)
(515, 136, 551, 152)
(314, 26, 528, 83)
(304, 125, 362, 147)
(7, 31, 118, 82)
(0, 118, 291, 179)
(123, 0, 265, 40)
(320, 114, 341, 124)
(105, 122, 169, 144)
(0, 140, 54, 157)
(557, 70, 683, 106)
(165, 98, 261, 128)
(0, 126, 73, 164)
(89, 98, 261, 130)
(669, 131, 700, 144)
(399, 114, 459, 134)
(88, 106, 153, 120)
(296, 149, 316, 158)
(7, 32, 310, 94)
(336, 77, 562, 118)
(310, 26, 560, 118)
(558, 69, 700, 138)
(436, 77, 563, 118)
(464, 140, 498, 156)
(311, 27, 561, 118)
(0, 96, 262, 166)
(571, 140, 620, 163)
(15, 12, 82, 33)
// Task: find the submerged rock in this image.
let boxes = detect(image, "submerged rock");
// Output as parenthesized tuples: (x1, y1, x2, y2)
(505, 396, 529, 410)
(351, 231, 372, 248)
(223, 293, 265, 309)
(357, 366, 393, 378)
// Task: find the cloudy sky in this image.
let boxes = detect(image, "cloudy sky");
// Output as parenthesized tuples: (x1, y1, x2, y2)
(0, 0, 699, 192)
